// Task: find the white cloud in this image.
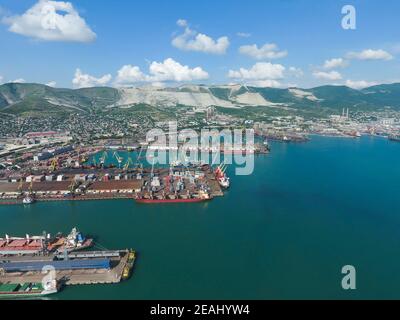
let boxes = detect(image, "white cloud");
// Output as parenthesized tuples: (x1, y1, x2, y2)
(46, 81, 57, 87)
(72, 69, 112, 88)
(239, 43, 287, 60)
(237, 32, 251, 38)
(176, 19, 188, 27)
(3, 0, 96, 42)
(288, 66, 303, 77)
(346, 49, 393, 61)
(172, 20, 229, 54)
(323, 58, 348, 69)
(345, 79, 377, 89)
(245, 80, 282, 88)
(115, 58, 209, 86)
(11, 78, 26, 83)
(228, 62, 285, 87)
(0, 75, 3, 84)
(115, 65, 147, 84)
(149, 58, 209, 82)
(313, 70, 342, 81)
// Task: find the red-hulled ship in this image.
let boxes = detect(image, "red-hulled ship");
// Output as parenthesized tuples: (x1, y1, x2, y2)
(136, 197, 210, 204)
(0, 227, 93, 256)
(135, 189, 211, 204)
(215, 164, 230, 189)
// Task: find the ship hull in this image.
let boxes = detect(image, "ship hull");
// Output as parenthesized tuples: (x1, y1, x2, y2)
(135, 198, 210, 204)
(0, 289, 57, 299)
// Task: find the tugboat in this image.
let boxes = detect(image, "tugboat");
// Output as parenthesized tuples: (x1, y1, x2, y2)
(122, 249, 136, 280)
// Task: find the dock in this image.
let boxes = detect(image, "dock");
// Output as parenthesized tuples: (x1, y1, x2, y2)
(0, 250, 132, 286)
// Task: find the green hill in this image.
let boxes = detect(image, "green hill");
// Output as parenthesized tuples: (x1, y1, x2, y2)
(1, 82, 400, 117)
(0, 83, 120, 116)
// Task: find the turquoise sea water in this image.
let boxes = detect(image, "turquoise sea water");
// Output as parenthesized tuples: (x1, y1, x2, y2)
(1, 136, 400, 299)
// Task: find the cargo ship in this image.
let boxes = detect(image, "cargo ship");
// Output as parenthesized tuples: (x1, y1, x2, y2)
(0, 280, 58, 299)
(215, 164, 230, 189)
(0, 227, 93, 256)
(135, 190, 211, 204)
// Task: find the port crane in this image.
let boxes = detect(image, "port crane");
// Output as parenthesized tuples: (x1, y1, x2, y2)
(150, 158, 155, 178)
(50, 158, 58, 172)
(99, 151, 108, 167)
(134, 147, 144, 173)
(28, 180, 33, 194)
(123, 157, 133, 171)
(68, 180, 77, 195)
(18, 180, 23, 194)
(113, 152, 123, 168)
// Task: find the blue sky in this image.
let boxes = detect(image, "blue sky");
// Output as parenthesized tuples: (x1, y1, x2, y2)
(0, 0, 399, 89)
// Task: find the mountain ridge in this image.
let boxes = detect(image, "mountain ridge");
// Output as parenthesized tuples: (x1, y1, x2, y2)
(1, 82, 400, 116)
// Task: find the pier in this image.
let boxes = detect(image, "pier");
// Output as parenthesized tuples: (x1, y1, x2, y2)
(0, 164, 225, 204)
(0, 250, 132, 286)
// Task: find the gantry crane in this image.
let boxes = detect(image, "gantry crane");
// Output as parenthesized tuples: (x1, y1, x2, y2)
(123, 157, 133, 171)
(50, 158, 58, 172)
(113, 151, 123, 168)
(99, 151, 108, 167)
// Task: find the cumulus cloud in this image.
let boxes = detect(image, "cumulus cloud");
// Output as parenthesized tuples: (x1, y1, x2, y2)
(239, 43, 287, 60)
(346, 49, 393, 61)
(323, 58, 348, 69)
(176, 19, 188, 27)
(345, 79, 377, 89)
(237, 32, 251, 38)
(116, 65, 147, 84)
(3, 0, 96, 42)
(149, 58, 209, 82)
(46, 81, 57, 87)
(228, 62, 285, 80)
(313, 70, 342, 81)
(172, 20, 229, 55)
(11, 78, 26, 83)
(0, 75, 3, 84)
(115, 58, 209, 86)
(288, 66, 303, 77)
(72, 69, 112, 88)
(228, 62, 285, 87)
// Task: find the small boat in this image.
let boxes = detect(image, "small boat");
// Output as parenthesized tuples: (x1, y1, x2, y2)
(122, 249, 136, 280)
(22, 195, 35, 205)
